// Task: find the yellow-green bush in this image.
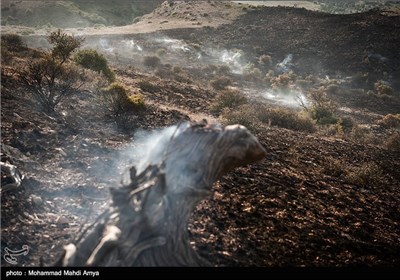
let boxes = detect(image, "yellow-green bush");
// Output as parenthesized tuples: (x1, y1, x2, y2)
(257, 106, 316, 133)
(100, 82, 144, 118)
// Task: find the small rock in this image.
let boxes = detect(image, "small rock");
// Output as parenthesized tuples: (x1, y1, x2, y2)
(31, 195, 43, 206)
(56, 216, 69, 227)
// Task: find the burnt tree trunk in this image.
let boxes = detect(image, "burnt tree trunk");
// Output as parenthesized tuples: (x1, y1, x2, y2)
(56, 122, 266, 267)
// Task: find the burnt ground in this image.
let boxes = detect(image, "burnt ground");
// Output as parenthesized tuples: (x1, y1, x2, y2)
(1, 6, 400, 267)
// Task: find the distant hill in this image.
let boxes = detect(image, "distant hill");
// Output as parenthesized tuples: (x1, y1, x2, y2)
(0, 0, 164, 28)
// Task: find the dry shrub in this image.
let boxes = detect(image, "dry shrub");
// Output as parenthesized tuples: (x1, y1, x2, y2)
(220, 104, 262, 134)
(143, 55, 161, 68)
(258, 54, 272, 67)
(217, 65, 232, 76)
(350, 125, 374, 143)
(384, 132, 400, 153)
(377, 114, 400, 128)
(257, 106, 316, 133)
(335, 117, 355, 134)
(345, 162, 384, 188)
(321, 157, 345, 177)
(296, 79, 312, 90)
(374, 80, 394, 96)
(210, 89, 247, 115)
(137, 80, 159, 93)
(1, 33, 25, 52)
(210, 76, 232, 90)
(156, 48, 167, 57)
(269, 71, 297, 90)
(243, 66, 262, 82)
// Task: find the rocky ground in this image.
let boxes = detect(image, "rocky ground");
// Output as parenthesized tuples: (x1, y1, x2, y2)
(1, 3, 400, 267)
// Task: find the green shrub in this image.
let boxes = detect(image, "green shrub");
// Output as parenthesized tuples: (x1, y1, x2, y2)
(309, 106, 338, 125)
(210, 89, 247, 115)
(74, 49, 115, 82)
(143, 55, 161, 68)
(210, 76, 232, 90)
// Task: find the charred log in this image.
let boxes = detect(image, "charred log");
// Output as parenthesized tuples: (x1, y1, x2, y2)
(56, 122, 266, 267)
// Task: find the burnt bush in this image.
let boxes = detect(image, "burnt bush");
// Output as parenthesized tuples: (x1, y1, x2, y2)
(18, 30, 83, 112)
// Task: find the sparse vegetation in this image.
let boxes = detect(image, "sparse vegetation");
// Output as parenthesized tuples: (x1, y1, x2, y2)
(74, 49, 115, 82)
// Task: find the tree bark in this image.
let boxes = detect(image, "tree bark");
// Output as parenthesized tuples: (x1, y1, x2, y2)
(56, 122, 266, 267)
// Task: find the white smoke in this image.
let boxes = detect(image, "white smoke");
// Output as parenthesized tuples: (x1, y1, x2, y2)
(261, 88, 309, 108)
(115, 123, 190, 185)
(99, 38, 114, 54)
(155, 38, 191, 52)
(122, 39, 143, 52)
(276, 54, 293, 73)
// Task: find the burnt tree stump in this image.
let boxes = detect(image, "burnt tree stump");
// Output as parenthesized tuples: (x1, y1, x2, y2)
(56, 122, 266, 266)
